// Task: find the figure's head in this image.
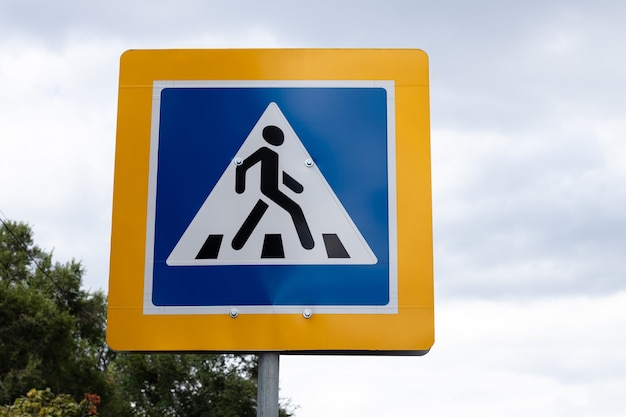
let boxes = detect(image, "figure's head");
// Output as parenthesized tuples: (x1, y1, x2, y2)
(262, 125, 284, 146)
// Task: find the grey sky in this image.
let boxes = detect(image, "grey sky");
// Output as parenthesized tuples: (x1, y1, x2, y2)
(1, 1, 626, 415)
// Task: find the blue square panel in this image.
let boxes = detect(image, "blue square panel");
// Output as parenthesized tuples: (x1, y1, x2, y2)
(145, 82, 397, 314)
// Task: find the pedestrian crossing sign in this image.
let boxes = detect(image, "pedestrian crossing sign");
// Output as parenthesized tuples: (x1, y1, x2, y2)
(108, 49, 433, 354)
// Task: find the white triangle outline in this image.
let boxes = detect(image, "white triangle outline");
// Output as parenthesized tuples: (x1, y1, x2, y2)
(166, 102, 378, 266)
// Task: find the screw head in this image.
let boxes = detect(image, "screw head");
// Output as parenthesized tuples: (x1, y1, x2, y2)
(303, 309, 313, 319)
(229, 308, 239, 318)
(234, 157, 243, 166)
(304, 158, 314, 167)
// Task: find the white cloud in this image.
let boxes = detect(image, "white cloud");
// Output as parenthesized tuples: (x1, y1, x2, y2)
(432, 115, 626, 298)
(0, 39, 119, 289)
(281, 293, 626, 417)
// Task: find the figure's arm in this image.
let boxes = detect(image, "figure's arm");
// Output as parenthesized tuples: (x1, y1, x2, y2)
(282, 172, 304, 193)
(235, 164, 248, 194)
(235, 149, 264, 194)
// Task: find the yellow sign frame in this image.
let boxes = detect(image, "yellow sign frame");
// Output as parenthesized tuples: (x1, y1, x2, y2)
(107, 49, 433, 354)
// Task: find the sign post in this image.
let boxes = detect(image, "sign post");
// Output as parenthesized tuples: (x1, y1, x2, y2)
(108, 49, 433, 354)
(257, 352, 280, 417)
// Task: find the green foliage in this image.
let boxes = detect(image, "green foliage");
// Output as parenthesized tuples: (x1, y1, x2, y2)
(111, 354, 258, 417)
(0, 220, 125, 415)
(0, 221, 111, 407)
(0, 388, 99, 417)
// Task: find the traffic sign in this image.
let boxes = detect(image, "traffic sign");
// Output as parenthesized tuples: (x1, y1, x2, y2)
(107, 49, 433, 354)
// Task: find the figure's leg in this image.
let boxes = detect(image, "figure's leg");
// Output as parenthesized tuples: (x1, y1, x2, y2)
(232, 200, 269, 250)
(268, 191, 314, 250)
(291, 206, 315, 249)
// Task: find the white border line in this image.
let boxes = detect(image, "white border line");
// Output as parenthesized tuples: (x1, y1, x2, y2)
(144, 80, 397, 315)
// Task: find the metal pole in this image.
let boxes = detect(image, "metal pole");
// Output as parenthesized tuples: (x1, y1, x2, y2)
(257, 352, 280, 417)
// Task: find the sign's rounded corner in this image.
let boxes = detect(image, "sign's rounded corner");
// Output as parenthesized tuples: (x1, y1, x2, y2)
(105, 333, 126, 353)
(414, 48, 429, 59)
(120, 49, 138, 62)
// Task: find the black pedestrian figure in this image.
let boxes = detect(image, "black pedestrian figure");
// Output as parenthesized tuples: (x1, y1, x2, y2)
(232, 125, 315, 251)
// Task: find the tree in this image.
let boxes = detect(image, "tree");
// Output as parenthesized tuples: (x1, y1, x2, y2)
(0, 220, 114, 410)
(0, 388, 100, 417)
(110, 353, 294, 417)
(111, 354, 254, 417)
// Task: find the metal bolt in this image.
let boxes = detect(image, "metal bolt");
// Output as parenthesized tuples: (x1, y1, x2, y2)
(234, 157, 243, 166)
(302, 309, 313, 319)
(304, 158, 314, 167)
(229, 308, 239, 318)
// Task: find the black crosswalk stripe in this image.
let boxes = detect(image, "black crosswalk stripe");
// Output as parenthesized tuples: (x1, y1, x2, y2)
(261, 234, 285, 258)
(322, 233, 350, 258)
(196, 234, 223, 259)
